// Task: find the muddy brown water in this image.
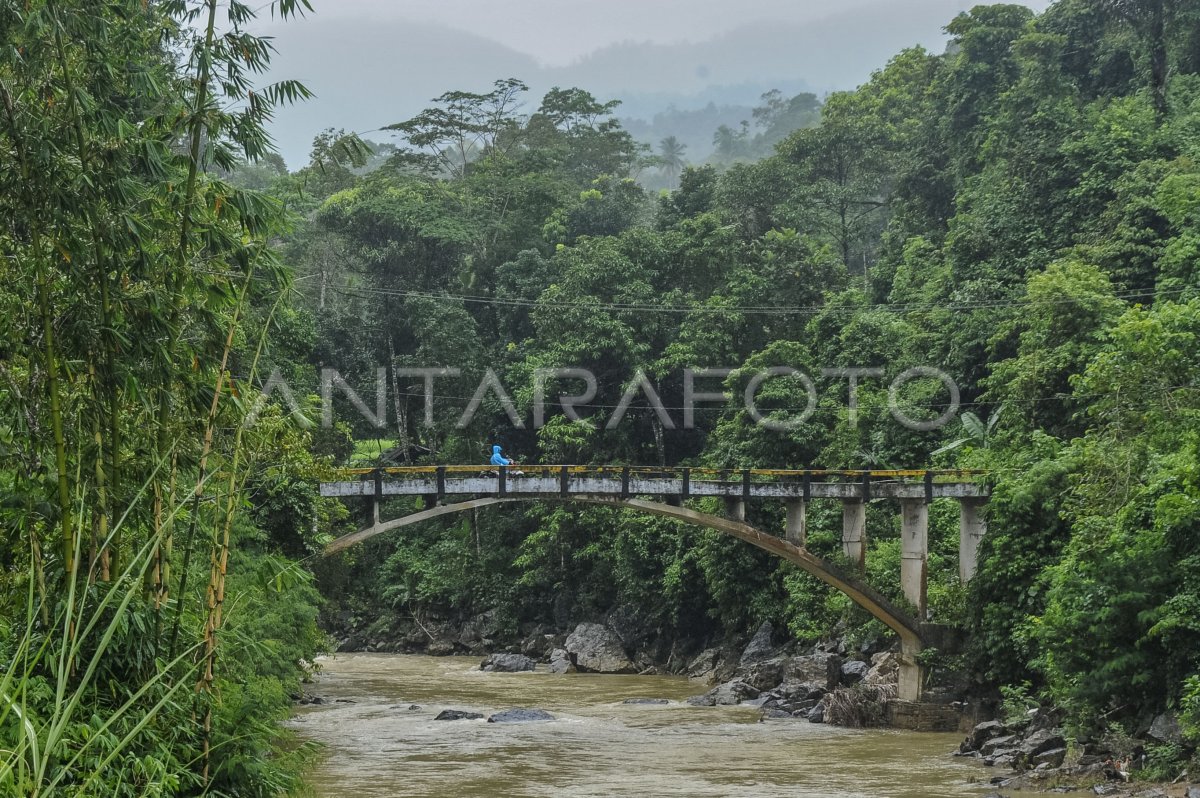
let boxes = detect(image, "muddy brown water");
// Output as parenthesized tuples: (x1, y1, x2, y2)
(291, 653, 990, 798)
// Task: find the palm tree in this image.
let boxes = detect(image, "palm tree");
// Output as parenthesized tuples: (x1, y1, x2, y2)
(658, 135, 688, 187)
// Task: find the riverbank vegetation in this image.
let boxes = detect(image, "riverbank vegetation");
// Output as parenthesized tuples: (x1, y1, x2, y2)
(3, 0, 1200, 793)
(1, 1, 336, 794)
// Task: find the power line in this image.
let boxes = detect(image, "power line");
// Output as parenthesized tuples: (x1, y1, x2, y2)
(294, 382, 1199, 414)
(322, 282, 1193, 317)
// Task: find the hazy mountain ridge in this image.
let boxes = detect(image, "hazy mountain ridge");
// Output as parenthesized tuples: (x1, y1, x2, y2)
(264, 0, 994, 165)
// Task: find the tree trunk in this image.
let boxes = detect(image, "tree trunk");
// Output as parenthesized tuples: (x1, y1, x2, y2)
(1149, 0, 1169, 121)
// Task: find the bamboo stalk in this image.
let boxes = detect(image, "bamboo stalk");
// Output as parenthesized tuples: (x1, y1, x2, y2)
(153, 0, 220, 604)
(199, 278, 285, 784)
(0, 81, 77, 575)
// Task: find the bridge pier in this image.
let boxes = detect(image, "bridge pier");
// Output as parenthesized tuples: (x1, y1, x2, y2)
(958, 498, 988, 584)
(841, 500, 867, 570)
(785, 500, 806, 547)
(898, 637, 924, 702)
(900, 499, 928, 617)
(723, 497, 746, 522)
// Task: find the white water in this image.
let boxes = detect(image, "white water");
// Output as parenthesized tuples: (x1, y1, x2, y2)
(291, 653, 990, 798)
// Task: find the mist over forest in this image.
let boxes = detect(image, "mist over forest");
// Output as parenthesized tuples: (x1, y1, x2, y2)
(260, 0, 1051, 165)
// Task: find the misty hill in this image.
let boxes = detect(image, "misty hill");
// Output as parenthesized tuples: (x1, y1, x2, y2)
(262, 0, 985, 166)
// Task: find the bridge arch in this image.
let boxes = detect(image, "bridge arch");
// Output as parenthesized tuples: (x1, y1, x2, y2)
(323, 495, 927, 699)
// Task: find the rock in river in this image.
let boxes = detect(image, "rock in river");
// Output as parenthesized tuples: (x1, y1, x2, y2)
(739, 621, 777, 664)
(547, 648, 576, 674)
(784, 652, 843, 692)
(480, 653, 536, 673)
(687, 680, 760, 707)
(434, 709, 484, 721)
(564, 622, 635, 674)
(487, 708, 555, 723)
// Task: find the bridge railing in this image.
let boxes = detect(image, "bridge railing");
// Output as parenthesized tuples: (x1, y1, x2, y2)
(319, 466, 989, 502)
(330, 465, 987, 481)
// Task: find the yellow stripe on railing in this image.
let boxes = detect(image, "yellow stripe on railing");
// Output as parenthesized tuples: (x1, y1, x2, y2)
(329, 465, 988, 480)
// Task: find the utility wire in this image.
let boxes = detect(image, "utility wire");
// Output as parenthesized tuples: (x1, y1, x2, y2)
(321, 282, 1193, 317)
(289, 382, 1199, 414)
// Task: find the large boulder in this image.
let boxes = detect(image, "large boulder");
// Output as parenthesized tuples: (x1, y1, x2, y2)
(737, 656, 788, 692)
(564, 623, 635, 674)
(864, 652, 899, 685)
(980, 735, 1019, 758)
(686, 648, 721, 681)
(1032, 747, 1067, 768)
(784, 652, 843, 691)
(772, 680, 826, 702)
(761, 707, 794, 719)
(487, 709, 554, 723)
(807, 702, 826, 723)
(480, 653, 536, 673)
(1013, 729, 1066, 770)
(1147, 712, 1183, 745)
(687, 680, 760, 707)
(547, 648, 575, 674)
(840, 660, 870, 686)
(434, 709, 484, 721)
(740, 621, 777, 664)
(966, 720, 1009, 752)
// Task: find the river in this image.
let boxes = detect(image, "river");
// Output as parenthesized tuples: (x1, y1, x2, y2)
(291, 653, 988, 798)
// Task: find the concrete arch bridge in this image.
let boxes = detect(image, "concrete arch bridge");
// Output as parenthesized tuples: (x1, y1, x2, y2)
(319, 466, 990, 703)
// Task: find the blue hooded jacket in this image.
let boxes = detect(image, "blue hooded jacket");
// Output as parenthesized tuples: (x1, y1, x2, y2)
(489, 445, 511, 466)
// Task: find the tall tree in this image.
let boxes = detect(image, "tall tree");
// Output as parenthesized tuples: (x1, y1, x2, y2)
(658, 135, 688, 187)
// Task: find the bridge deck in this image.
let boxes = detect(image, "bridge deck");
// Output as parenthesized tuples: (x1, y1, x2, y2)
(319, 466, 989, 502)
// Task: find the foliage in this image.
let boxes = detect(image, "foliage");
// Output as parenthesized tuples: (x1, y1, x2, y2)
(1, 0, 337, 794)
(9, 0, 1200, 789)
(999, 682, 1039, 727)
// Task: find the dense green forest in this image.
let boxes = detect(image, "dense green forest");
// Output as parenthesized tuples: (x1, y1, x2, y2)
(3, 0, 1200, 794)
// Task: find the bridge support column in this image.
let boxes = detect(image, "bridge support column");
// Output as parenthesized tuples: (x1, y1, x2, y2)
(841, 500, 866, 570)
(785, 500, 806, 547)
(723, 498, 746, 522)
(897, 637, 924, 702)
(959, 499, 988, 584)
(900, 499, 928, 617)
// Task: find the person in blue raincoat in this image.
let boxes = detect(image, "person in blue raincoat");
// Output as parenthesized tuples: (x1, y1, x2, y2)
(489, 445, 515, 467)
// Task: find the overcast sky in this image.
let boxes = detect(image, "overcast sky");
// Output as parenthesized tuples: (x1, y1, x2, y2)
(261, 0, 1055, 165)
(302, 0, 919, 65)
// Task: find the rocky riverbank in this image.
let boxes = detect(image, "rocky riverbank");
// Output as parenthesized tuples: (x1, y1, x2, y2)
(332, 611, 925, 729)
(956, 706, 1198, 797)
